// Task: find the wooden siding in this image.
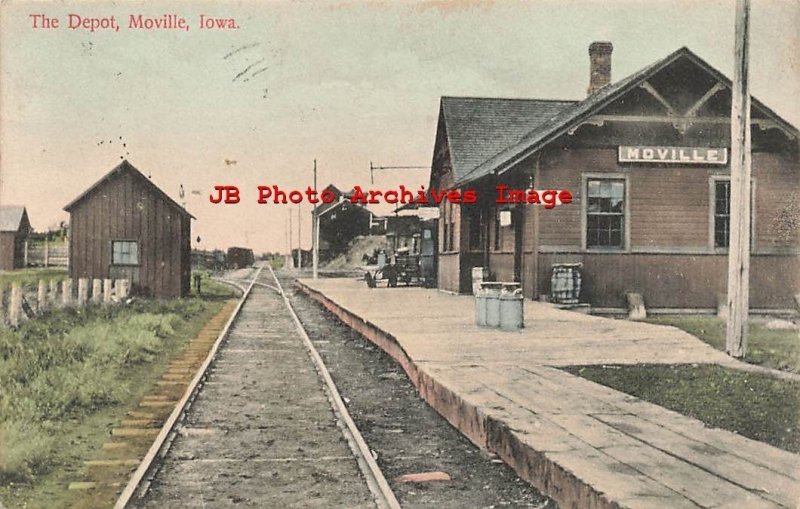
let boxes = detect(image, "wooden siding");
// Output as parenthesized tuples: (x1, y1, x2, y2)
(536, 147, 800, 253)
(0, 232, 17, 270)
(68, 170, 190, 298)
(538, 252, 799, 309)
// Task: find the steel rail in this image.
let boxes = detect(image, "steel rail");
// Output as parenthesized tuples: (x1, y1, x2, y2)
(114, 265, 263, 509)
(269, 266, 402, 509)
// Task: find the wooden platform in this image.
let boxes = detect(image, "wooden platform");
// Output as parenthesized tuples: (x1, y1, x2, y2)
(298, 278, 800, 509)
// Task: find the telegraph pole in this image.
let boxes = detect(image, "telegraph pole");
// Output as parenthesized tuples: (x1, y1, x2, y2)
(288, 210, 293, 269)
(726, 0, 751, 359)
(312, 159, 319, 279)
(297, 204, 302, 269)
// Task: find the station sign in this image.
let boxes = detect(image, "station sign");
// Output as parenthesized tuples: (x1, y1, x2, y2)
(618, 146, 728, 165)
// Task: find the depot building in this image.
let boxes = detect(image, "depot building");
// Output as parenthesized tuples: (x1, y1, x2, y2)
(429, 43, 799, 313)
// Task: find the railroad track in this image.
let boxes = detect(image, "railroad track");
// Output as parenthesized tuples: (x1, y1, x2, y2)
(114, 265, 399, 509)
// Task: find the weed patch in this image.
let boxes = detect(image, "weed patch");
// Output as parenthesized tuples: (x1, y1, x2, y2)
(0, 293, 227, 488)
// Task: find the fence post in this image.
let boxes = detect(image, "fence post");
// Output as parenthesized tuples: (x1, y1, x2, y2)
(38, 280, 47, 312)
(0, 286, 5, 323)
(117, 279, 130, 299)
(103, 279, 113, 303)
(92, 279, 102, 304)
(62, 279, 72, 306)
(23, 241, 29, 267)
(49, 279, 59, 305)
(77, 278, 88, 306)
(44, 239, 49, 268)
(9, 284, 22, 327)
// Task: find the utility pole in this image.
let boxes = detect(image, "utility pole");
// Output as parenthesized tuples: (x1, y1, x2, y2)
(313, 159, 319, 279)
(726, 0, 751, 359)
(297, 204, 302, 269)
(288, 209, 294, 269)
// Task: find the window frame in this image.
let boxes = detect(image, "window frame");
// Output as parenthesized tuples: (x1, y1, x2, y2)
(111, 239, 140, 266)
(708, 174, 756, 253)
(581, 173, 630, 252)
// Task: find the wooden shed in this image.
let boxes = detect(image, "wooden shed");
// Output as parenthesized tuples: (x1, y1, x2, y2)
(0, 206, 32, 270)
(64, 160, 194, 298)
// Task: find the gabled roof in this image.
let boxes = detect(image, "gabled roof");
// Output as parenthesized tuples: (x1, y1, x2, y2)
(0, 206, 28, 232)
(456, 46, 799, 186)
(63, 160, 195, 219)
(440, 97, 576, 183)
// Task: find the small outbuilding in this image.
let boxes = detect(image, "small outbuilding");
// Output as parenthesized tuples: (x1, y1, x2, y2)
(0, 206, 32, 270)
(315, 184, 376, 261)
(227, 247, 255, 269)
(64, 160, 194, 298)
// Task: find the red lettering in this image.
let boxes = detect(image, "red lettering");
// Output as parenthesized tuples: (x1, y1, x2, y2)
(399, 185, 414, 203)
(462, 189, 477, 204)
(447, 190, 462, 204)
(350, 186, 368, 204)
(558, 190, 572, 205)
(320, 189, 335, 204)
(541, 189, 557, 209)
(224, 187, 240, 204)
(210, 185, 226, 203)
(495, 185, 509, 203)
(384, 190, 398, 204)
(210, 185, 240, 204)
(430, 189, 448, 204)
(257, 186, 271, 204)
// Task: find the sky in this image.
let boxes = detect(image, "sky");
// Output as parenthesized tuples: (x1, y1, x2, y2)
(1, 0, 798, 254)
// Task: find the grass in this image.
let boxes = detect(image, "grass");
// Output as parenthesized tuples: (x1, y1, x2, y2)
(0, 274, 237, 508)
(646, 315, 800, 373)
(564, 364, 800, 454)
(0, 268, 67, 288)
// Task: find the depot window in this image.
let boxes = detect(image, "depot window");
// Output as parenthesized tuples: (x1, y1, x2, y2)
(111, 240, 139, 265)
(586, 178, 626, 249)
(711, 177, 754, 250)
(713, 180, 731, 248)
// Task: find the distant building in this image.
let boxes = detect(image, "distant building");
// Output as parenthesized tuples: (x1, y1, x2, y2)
(430, 44, 799, 311)
(64, 160, 193, 298)
(0, 206, 32, 270)
(192, 249, 226, 271)
(315, 184, 375, 261)
(227, 247, 255, 269)
(290, 248, 313, 268)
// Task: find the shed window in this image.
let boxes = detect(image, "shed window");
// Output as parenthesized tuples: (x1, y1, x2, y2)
(112, 240, 139, 265)
(586, 179, 625, 249)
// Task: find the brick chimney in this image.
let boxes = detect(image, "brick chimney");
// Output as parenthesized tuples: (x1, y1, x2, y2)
(587, 41, 613, 96)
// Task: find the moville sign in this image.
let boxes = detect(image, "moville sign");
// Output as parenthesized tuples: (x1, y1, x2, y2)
(618, 146, 728, 165)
